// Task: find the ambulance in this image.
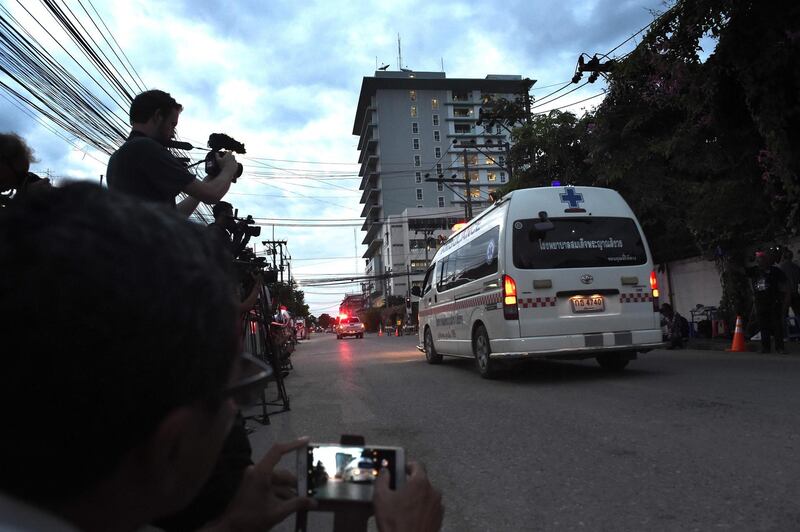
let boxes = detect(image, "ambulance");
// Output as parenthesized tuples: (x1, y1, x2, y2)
(413, 186, 665, 378)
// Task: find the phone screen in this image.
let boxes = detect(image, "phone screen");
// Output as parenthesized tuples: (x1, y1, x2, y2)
(304, 444, 400, 502)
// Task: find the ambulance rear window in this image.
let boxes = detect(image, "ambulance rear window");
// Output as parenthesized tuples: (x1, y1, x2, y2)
(513, 217, 646, 269)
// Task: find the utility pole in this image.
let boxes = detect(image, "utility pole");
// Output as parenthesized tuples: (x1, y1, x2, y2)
(262, 240, 287, 281)
(463, 148, 473, 220)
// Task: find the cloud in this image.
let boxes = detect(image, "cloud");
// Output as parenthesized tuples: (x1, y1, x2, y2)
(1, 0, 667, 317)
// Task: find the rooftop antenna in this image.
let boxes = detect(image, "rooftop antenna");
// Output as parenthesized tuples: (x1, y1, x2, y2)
(375, 56, 378, 70)
(397, 33, 402, 70)
(441, 57, 444, 72)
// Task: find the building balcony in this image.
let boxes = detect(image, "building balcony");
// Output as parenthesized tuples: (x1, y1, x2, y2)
(363, 237, 383, 258)
(359, 183, 380, 204)
(358, 145, 378, 166)
(356, 123, 378, 151)
(360, 201, 381, 219)
(358, 154, 378, 178)
(359, 170, 379, 192)
(362, 220, 382, 243)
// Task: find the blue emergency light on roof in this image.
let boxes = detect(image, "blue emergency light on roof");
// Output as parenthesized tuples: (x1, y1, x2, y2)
(551, 180, 561, 186)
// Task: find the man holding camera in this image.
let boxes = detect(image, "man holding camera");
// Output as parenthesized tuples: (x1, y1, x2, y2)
(106, 89, 238, 216)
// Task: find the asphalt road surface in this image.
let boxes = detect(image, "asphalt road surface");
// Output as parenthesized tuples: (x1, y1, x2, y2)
(245, 332, 800, 531)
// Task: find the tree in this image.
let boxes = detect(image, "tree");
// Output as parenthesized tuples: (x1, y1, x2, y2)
(510, 110, 592, 188)
(271, 280, 309, 317)
(499, 0, 799, 326)
(318, 313, 333, 329)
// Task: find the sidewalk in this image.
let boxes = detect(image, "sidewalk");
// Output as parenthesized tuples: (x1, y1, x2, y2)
(686, 335, 800, 354)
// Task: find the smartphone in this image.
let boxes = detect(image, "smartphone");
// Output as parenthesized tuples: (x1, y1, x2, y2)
(297, 443, 405, 503)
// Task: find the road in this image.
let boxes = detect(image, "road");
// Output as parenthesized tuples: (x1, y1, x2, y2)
(245, 332, 800, 532)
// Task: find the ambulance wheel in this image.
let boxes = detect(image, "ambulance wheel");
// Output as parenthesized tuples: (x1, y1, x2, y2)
(473, 324, 496, 379)
(424, 328, 442, 364)
(596, 353, 629, 371)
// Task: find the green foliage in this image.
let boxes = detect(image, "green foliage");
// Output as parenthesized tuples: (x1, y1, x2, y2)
(496, 0, 799, 323)
(318, 313, 333, 329)
(271, 280, 309, 318)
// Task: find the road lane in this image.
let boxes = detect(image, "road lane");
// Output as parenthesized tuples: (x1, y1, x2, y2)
(247, 333, 800, 531)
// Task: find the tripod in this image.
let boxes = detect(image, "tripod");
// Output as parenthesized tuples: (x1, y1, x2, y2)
(242, 282, 290, 425)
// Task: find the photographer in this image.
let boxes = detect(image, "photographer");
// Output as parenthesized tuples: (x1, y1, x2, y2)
(0, 132, 50, 206)
(106, 89, 238, 216)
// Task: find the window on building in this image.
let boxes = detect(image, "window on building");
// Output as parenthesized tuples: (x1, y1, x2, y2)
(452, 90, 470, 101)
(437, 181, 443, 192)
(414, 155, 421, 167)
(412, 138, 420, 150)
(417, 205, 423, 208)
(486, 156, 495, 166)
(465, 153, 478, 166)
(470, 189, 481, 199)
(438, 196, 445, 207)
(431, 98, 439, 109)
(487, 171, 497, 181)
(436, 163, 442, 174)
(411, 260, 430, 272)
(416, 188, 423, 201)
(415, 171, 422, 183)
(500, 172, 506, 183)
(409, 90, 417, 101)
(454, 123, 472, 134)
(433, 130, 440, 142)
(410, 106, 417, 117)
(434, 147, 441, 158)
(432, 114, 439, 126)
(495, 124, 502, 134)
(453, 107, 472, 117)
(412, 122, 418, 134)
(499, 155, 505, 168)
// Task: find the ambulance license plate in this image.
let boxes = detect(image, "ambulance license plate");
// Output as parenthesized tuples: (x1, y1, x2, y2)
(571, 296, 605, 313)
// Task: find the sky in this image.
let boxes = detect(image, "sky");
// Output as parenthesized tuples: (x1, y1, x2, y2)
(0, 0, 669, 318)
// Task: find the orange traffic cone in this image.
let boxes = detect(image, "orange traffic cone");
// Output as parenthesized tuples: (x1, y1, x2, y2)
(395, 327, 400, 337)
(378, 325, 383, 337)
(726, 316, 747, 352)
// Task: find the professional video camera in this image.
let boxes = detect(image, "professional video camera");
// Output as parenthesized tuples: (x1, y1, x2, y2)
(204, 133, 246, 180)
(229, 213, 259, 259)
(234, 247, 279, 284)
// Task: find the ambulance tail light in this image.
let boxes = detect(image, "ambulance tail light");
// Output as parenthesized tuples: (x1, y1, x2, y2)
(650, 270, 660, 311)
(502, 274, 519, 320)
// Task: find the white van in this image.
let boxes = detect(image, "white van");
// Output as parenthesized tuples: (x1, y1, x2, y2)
(413, 186, 665, 378)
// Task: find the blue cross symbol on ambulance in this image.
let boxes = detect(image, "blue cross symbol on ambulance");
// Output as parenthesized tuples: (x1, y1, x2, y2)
(560, 187, 584, 209)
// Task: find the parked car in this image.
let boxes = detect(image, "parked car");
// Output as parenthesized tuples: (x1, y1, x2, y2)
(337, 317, 365, 339)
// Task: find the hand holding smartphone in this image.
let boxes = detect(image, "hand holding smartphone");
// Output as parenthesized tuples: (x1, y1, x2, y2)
(297, 443, 406, 503)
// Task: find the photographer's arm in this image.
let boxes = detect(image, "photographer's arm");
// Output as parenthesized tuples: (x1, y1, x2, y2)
(239, 274, 262, 316)
(180, 153, 238, 213)
(199, 438, 316, 532)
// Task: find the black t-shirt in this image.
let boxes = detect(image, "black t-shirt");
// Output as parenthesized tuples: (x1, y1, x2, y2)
(750, 265, 787, 308)
(106, 132, 195, 207)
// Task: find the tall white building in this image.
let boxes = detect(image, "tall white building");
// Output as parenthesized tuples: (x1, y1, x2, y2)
(352, 70, 533, 306)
